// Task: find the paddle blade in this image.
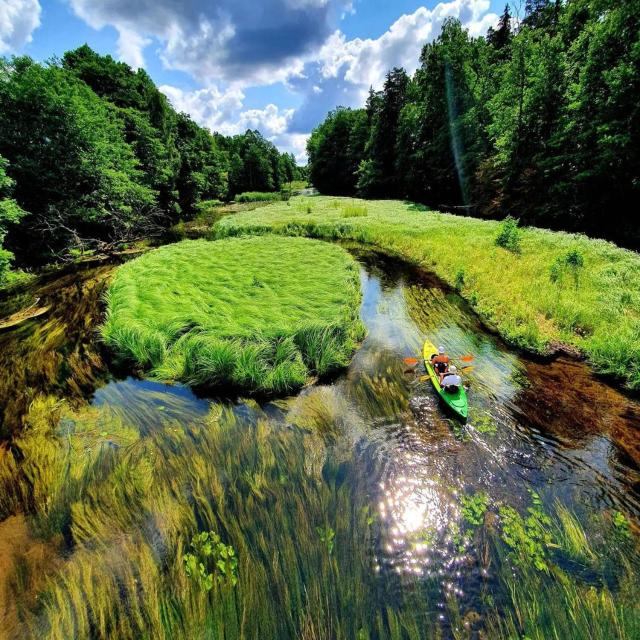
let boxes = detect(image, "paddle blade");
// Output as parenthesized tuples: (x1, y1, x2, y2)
(460, 365, 474, 373)
(460, 355, 474, 362)
(403, 357, 419, 366)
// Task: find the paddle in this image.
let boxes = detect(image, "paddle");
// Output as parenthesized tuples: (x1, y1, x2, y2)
(406, 353, 474, 367)
(419, 363, 473, 382)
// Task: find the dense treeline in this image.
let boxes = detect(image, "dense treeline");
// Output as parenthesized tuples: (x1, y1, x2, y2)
(307, 0, 640, 246)
(0, 45, 303, 279)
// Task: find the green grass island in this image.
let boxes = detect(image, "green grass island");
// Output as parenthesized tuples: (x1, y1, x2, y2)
(101, 236, 366, 394)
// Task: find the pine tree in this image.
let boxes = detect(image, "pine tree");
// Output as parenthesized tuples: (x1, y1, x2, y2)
(487, 5, 513, 51)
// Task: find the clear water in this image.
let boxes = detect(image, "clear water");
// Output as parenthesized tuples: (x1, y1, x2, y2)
(0, 247, 639, 637)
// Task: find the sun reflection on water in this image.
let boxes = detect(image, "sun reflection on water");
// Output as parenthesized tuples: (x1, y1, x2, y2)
(377, 454, 463, 582)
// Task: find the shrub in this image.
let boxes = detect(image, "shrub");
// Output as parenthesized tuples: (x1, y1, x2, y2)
(550, 248, 585, 289)
(235, 192, 281, 203)
(195, 199, 223, 212)
(495, 216, 522, 253)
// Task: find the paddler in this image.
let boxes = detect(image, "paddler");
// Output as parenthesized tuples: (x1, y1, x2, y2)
(430, 345, 450, 384)
(441, 365, 462, 393)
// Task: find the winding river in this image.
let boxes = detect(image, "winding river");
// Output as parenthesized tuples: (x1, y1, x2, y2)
(0, 245, 638, 638)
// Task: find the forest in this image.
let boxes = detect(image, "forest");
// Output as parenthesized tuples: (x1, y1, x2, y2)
(307, 0, 639, 246)
(0, 45, 303, 280)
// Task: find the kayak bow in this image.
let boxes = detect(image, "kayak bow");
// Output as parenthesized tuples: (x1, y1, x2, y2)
(423, 340, 468, 421)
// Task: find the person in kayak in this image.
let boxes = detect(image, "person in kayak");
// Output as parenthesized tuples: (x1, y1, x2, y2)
(441, 365, 462, 393)
(430, 346, 450, 383)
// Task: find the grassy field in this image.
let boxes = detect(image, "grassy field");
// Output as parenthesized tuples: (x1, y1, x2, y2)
(214, 196, 640, 390)
(101, 236, 365, 394)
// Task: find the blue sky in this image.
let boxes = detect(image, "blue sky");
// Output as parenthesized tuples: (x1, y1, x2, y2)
(1, 0, 505, 162)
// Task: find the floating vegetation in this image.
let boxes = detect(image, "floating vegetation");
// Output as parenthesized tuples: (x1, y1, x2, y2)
(613, 510, 632, 539)
(183, 531, 238, 589)
(460, 491, 489, 526)
(498, 491, 553, 572)
(316, 526, 336, 555)
(471, 412, 498, 435)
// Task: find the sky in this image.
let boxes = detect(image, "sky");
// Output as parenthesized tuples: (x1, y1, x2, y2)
(0, 0, 505, 163)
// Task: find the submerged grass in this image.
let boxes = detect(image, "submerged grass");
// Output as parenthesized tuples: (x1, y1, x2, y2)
(2, 388, 639, 639)
(1, 389, 450, 639)
(101, 236, 365, 394)
(215, 196, 640, 390)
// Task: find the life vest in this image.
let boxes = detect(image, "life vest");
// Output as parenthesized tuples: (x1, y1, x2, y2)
(432, 354, 449, 373)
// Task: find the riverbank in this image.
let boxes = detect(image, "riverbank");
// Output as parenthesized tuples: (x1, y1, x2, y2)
(214, 196, 640, 391)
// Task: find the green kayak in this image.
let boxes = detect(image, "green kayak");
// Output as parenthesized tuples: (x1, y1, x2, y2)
(423, 340, 468, 421)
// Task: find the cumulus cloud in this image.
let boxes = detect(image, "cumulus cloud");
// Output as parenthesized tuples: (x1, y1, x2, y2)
(150, 1, 497, 163)
(68, 0, 351, 84)
(161, 84, 306, 161)
(289, 0, 498, 132)
(160, 84, 245, 132)
(0, 0, 41, 54)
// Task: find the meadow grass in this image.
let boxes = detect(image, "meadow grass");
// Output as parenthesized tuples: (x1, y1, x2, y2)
(235, 191, 282, 203)
(101, 236, 365, 394)
(215, 196, 640, 390)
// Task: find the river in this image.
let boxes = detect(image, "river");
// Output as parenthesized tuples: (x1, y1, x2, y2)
(0, 246, 638, 638)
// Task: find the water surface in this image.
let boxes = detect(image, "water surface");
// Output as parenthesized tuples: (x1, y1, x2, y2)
(0, 247, 638, 638)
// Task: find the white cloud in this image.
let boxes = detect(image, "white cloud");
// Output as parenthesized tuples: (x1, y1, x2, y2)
(319, 0, 497, 89)
(289, 0, 498, 133)
(156, 1, 498, 164)
(274, 132, 310, 164)
(68, 0, 350, 86)
(230, 104, 295, 137)
(160, 84, 303, 160)
(116, 27, 151, 69)
(0, 0, 41, 54)
(160, 84, 245, 132)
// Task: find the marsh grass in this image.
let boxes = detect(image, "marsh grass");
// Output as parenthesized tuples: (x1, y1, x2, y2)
(101, 237, 365, 394)
(342, 205, 368, 218)
(235, 191, 282, 203)
(215, 196, 640, 390)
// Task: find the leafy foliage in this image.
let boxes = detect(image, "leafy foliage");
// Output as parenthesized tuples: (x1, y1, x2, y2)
(0, 46, 304, 272)
(307, 3, 640, 247)
(183, 530, 238, 590)
(495, 216, 522, 253)
(0, 155, 26, 282)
